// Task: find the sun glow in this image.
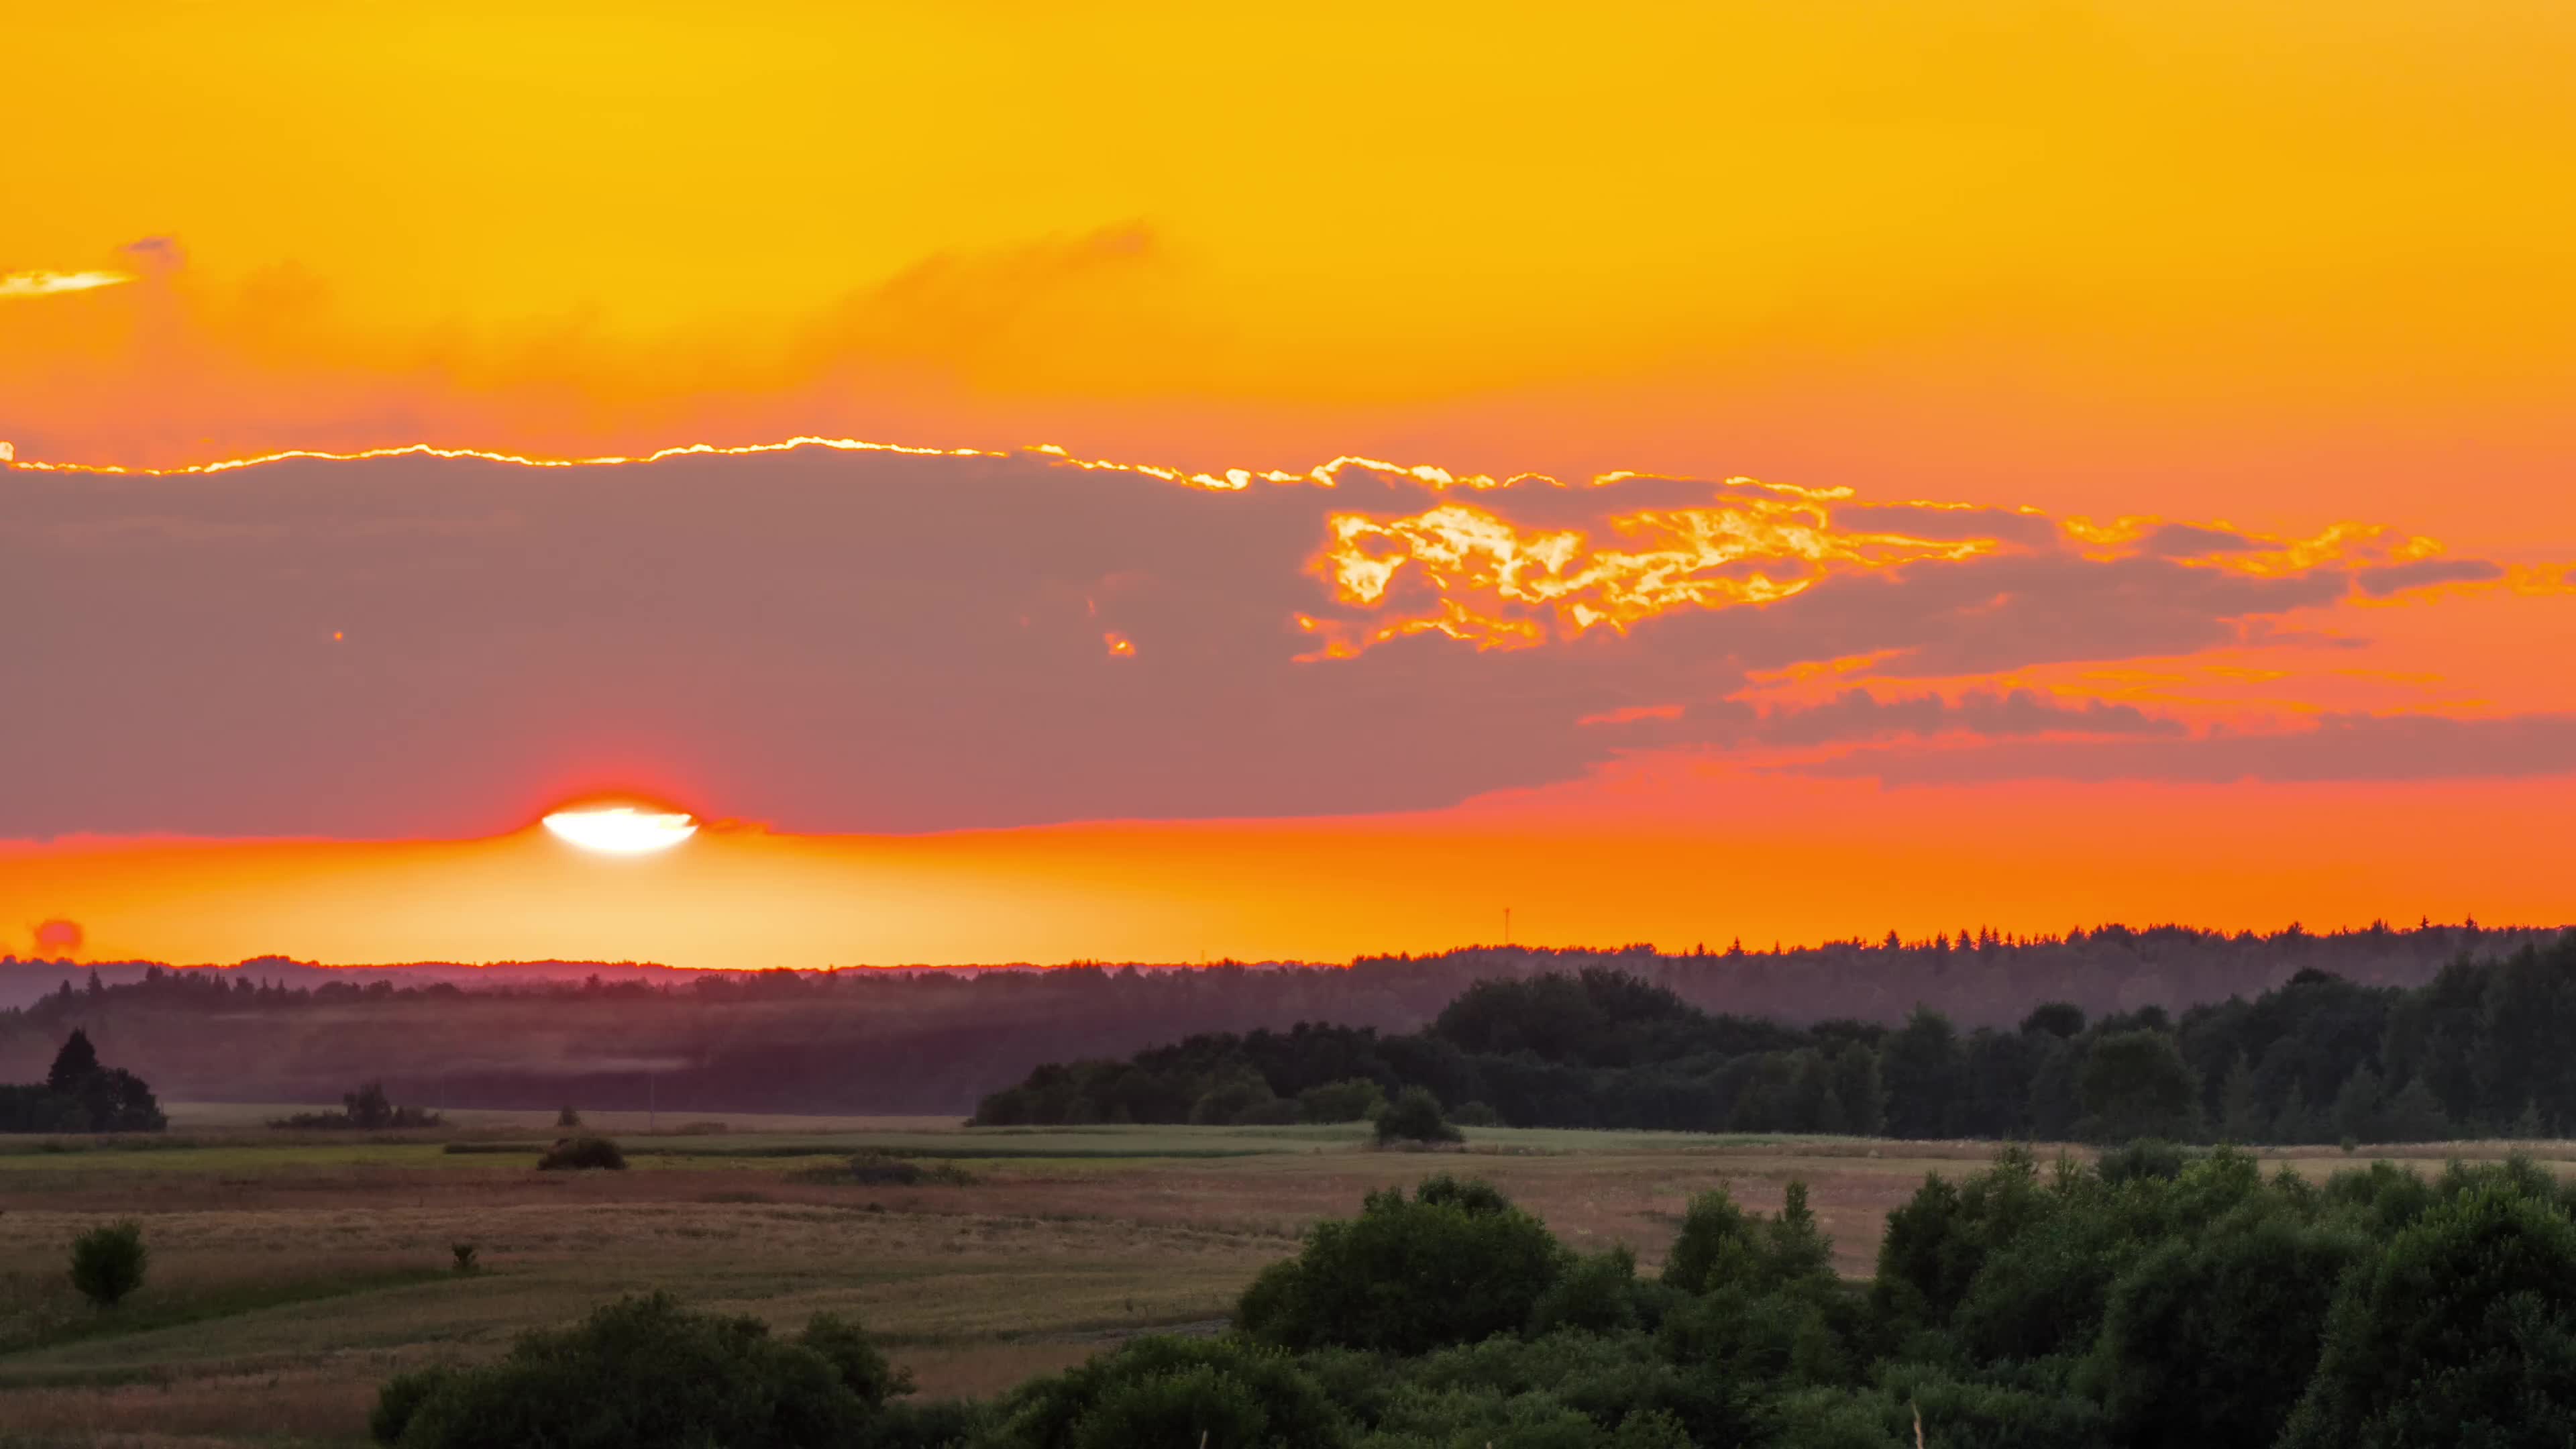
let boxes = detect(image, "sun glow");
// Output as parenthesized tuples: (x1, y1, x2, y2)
(541, 806, 699, 855)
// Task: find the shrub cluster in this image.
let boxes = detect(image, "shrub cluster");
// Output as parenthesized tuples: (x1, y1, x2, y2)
(536, 1134, 628, 1171)
(0, 1029, 165, 1133)
(786, 1152, 977, 1187)
(370, 1293, 968, 1448)
(374, 1146, 2576, 1448)
(271, 1080, 445, 1130)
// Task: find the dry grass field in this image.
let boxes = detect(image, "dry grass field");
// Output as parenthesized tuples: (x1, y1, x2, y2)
(1, 1106, 2567, 1448)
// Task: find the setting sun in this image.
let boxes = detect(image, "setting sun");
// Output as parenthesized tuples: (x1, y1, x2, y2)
(540, 806, 698, 856)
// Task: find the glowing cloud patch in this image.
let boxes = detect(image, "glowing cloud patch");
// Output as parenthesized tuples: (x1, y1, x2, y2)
(1307, 486, 1996, 655)
(0, 270, 132, 300)
(541, 806, 698, 855)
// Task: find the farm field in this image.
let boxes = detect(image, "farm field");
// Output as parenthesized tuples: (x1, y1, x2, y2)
(1, 1108, 2565, 1448)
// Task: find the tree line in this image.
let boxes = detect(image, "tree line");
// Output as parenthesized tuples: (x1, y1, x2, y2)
(370, 1149, 2576, 1446)
(3, 921, 2557, 1116)
(977, 931, 2576, 1143)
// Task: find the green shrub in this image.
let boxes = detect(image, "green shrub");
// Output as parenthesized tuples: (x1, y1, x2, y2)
(272, 1081, 443, 1131)
(370, 1367, 454, 1444)
(1662, 1187, 1758, 1295)
(1297, 1079, 1387, 1124)
(1236, 1176, 1568, 1354)
(1451, 1100, 1502, 1127)
(797, 1311, 909, 1409)
(372, 1293, 918, 1448)
(69, 1220, 148, 1307)
(537, 1134, 627, 1171)
(1527, 1247, 1644, 1336)
(995, 1335, 1345, 1449)
(2084, 1206, 2364, 1449)
(1188, 1070, 1279, 1126)
(2280, 1181, 2576, 1446)
(449, 1242, 479, 1274)
(556, 1105, 582, 1128)
(1373, 1086, 1461, 1146)
(2095, 1139, 2194, 1185)
(786, 1152, 976, 1187)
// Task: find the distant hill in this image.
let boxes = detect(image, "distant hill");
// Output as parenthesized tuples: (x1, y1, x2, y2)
(0, 921, 2561, 1116)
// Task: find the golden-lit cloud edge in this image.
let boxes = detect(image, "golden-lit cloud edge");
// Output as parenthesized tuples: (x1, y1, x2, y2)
(0, 269, 132, 300)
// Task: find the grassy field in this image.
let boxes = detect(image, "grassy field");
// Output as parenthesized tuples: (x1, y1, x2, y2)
(2, 1108, 2568, 1448)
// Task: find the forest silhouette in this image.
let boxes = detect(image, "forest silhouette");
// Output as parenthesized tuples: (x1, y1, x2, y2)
(0, 921, 2563, 1131)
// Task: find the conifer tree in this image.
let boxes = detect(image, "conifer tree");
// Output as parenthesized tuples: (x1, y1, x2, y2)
(46, 1029, 100, 1091)
(2219, 1053, 2265, 1142)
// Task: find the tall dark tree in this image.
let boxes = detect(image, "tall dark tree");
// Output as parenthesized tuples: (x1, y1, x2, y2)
(47, 1028, 101, 1091)
(1881, 1008, 1968, 1138)
(2078, 1031, 2200, 1142)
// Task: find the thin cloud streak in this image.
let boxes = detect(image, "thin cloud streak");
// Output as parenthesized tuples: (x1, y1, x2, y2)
(0, 270, 132, 299)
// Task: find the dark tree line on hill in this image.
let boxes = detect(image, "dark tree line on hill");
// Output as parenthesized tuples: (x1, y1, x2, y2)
(1, 920, 2557, 1116)
(0, 1028, 164, 1132)
(978, 930, 2576, 1143)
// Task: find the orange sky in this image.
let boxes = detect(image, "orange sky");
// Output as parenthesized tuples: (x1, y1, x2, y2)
(6, 2, 2575, 965)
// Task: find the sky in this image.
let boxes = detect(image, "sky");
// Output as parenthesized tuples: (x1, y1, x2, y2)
(5, 1, 2574, 966)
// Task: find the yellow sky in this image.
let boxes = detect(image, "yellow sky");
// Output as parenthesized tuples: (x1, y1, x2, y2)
(9, 3, 2575, 543)
(9, 3, 2576, 965)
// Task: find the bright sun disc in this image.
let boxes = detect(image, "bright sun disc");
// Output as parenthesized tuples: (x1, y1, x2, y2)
(542, 806, 698, 855)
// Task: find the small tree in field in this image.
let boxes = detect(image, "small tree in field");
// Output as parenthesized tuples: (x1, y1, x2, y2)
(1373, 1087, 1461, 1146)
(71, 1221, 148, 1308)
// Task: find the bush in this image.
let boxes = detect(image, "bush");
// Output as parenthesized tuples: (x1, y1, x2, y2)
(788, 1152, 976, 1187)
(537, 1134, 628, 1171)
(2084, 1207, 2364, 1449)
(1297, 1079, 1387, 1124)
(556, 1105, 582, 1128)
(2280, 1181, 2576, 1446)
(1188, 1070, 1279, 1126)
(1373, 1087, 1461, 1146)
(272, 1080, 443, 1131)
(450, 1242, 479, 1273)
(1527, 1246, 1644, 1336)
(996, 1335, 1346, 1449)
(1662, 1186, 1759, 1295)
(2095, 1139, 2194, 1185)
(372, 1293, 920, 1448)
(370, 1367, 455, 1445)
(1236, 1176, 1569, 1354)
(70, 1220, 148, 1307)
(1450, 1100, 1502, 1127)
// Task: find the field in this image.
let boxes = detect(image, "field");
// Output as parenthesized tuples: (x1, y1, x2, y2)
(1, 1107, 2563, 1448)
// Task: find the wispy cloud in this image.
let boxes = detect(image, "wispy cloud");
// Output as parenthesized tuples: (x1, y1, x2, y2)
(0, 270, 133, 300)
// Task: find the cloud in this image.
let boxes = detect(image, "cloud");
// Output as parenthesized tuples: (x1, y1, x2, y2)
(2139, 521, 2259, 556)
(1796, 712, 2576, 786)
(0, 270, 132, 300)
(0, 444, 2535, 838)
(1733, 688, 2186, 747)
(2353, 557, 2507, 597)
(119, 236, 186, 270)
